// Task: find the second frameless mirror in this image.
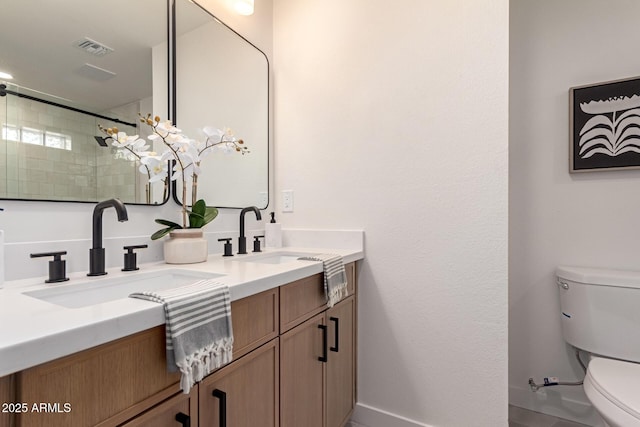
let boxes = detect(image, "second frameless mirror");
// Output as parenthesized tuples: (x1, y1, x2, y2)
(174, 0, 269, 209)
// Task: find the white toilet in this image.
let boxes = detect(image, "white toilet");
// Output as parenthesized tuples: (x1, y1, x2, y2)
(557, 266, 640, 427)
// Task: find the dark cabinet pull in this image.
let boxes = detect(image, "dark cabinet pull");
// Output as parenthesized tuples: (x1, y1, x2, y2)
(318, 324, 328, 362)
(330, 316, 339, 352)
(175, 412, 190, 427)
(212, 389, 227, 427)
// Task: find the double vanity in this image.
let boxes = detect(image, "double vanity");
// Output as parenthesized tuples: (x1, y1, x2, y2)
(0, 237, 363, 427)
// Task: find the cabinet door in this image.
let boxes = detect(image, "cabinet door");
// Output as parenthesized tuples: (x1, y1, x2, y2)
(199, 339, 279, 427)
(121, 388, 198, 427)
(17, 326, 181, 427)
(280, 312, 326, 427)
(326, 297, 355, 427)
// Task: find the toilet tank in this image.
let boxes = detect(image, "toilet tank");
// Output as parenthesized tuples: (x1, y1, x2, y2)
(557, 266, 640, 363)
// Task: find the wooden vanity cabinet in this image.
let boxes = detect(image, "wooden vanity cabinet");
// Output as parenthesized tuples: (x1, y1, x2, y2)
(3, 263, 357, 427)
(12, 287, 278, 427)
(280, 263, 357, 427)
(198, 339, 279, 427)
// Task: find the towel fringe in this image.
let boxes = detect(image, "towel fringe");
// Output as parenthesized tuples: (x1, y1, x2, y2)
(327, 282, 348, 308)
(177, 337, 234, 393)
(299, 254, 348, 308)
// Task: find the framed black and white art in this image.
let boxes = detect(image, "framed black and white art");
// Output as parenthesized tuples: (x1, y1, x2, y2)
(569, 76, 640, 172)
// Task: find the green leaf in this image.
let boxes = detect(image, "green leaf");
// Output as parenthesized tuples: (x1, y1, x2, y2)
(191, 199, 207, 216)
(151, 226, 176, 240)
(189, 211, 204, 228)
(155, 218, 182, 228)
(188, 200, 217, 229)
(150, 218, 182, 240)
(202, 207, 218, 226)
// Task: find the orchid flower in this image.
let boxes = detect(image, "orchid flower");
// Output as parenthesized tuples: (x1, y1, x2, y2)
(140, 156, 168, 182)
(98, 114, 248, 235)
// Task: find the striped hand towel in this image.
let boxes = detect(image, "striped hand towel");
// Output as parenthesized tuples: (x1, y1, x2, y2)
(130, 279, 233, 394)
(298, 254, 348, 307)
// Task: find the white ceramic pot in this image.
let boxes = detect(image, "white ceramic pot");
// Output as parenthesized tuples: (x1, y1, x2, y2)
(163, 229, 208, 264)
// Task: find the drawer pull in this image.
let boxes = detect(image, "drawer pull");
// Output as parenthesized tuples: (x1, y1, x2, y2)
(330, 316, 339, 352)
(175, 412, 190, 427)
(212, 389, 227, 427)
(318, 324, 328, 362)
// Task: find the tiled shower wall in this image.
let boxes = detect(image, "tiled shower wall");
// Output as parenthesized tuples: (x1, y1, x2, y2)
(0, 94, 142, 202)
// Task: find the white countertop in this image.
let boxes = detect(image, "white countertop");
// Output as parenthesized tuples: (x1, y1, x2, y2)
(0, 245, 363, 377)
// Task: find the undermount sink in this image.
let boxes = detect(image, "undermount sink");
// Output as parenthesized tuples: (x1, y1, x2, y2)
(23, 269, 225, 309)
(235, 251, 316, 265)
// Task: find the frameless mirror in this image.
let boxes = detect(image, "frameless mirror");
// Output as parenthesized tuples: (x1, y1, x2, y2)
(174, 0, 269, 209)
(0, 0, 169, 204)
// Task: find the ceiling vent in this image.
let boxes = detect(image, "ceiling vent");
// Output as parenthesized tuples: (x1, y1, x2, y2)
(74, 37, 114, 57)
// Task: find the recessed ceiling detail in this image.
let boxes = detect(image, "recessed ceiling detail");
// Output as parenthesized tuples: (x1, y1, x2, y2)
(77, 63, 117, 81)
(74, 37, 114, 57)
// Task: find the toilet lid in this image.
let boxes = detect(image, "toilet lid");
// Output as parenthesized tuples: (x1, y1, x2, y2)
(587, 357, 640, 420)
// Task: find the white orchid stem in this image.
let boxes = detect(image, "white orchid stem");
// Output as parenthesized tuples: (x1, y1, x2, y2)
(192, 172, 199, 207)
(152, 123, 190, 228)
(198, 136, 242, 157)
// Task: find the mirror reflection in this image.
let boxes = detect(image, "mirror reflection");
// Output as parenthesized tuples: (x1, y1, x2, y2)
(0, 0, 168, 204)
(175, 0, 269, 209)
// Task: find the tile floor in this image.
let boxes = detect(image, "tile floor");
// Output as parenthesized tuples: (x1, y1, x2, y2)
(509, 405, 591, 427)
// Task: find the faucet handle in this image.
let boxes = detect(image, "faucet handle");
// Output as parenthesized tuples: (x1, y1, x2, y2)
(253, 235, 265, 253)
(218, 238, 233, 257)
(30, 251, 69, 283)
(122, 244, 148, 272)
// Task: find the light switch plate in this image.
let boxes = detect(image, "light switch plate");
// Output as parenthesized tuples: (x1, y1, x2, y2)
(282, 190, 294, 212)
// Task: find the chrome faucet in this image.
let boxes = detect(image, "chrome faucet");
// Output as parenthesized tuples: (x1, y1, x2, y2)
(238, 206, 262, 254)
(88, 198, 128, 276)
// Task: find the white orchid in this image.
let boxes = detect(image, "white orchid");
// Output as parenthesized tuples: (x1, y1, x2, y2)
(198, 126, 244, 158)
(112, 132, 139, 147)
(140, 155, 168, 182)
(201, 126, 226, 141)
(97, 124, 163, 204)
(149, 119, 181, 138)
(99, 114, 248, 234)
(111, 133, 151, 161)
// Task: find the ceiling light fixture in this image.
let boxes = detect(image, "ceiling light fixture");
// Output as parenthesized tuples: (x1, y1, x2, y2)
(0, 71, 13, 80)
(234, 0, 254, 15)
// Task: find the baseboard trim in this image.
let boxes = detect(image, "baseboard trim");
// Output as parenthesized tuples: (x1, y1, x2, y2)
(349, 403, 434, 427)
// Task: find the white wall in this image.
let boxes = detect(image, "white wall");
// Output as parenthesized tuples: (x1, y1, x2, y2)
(509, 1, 640, 425)
(273, 1, 509, 426)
